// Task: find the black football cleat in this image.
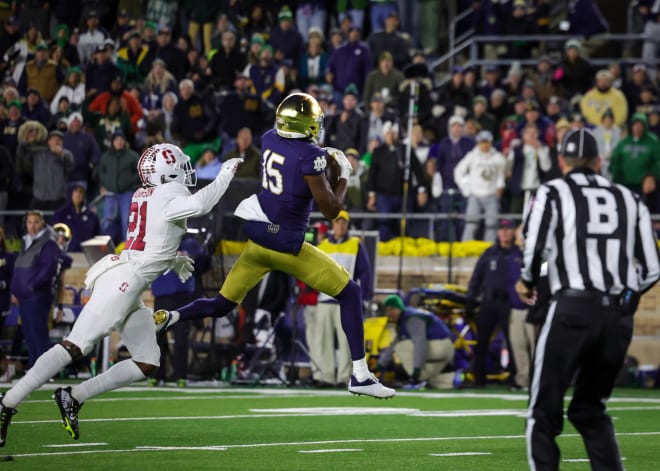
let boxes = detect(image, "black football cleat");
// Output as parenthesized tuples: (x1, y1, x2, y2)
(0, 394, 17, 447)
(54, 387, 83, 440)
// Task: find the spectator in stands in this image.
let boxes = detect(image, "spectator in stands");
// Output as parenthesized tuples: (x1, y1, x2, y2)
(376, 294, 455, 389)
(171, 79, 219, 164)
(88, 75, 143, 135)
(427, 115, 474, 241)
(471, 95, 497, 137)
(11, 210, 61, 367)
(337, 0, 367, 31)
(623, 64, 654, 112)
(116, 30, 150, 88)
(208, 31, 244, 91)
(593, 108, 622, 181)
(610, 113, 660, 196)
(530, 55, 555, 106)
(454, 130, 506, 242)
(63, 26, 82, 67)
(580, 70, 629, 127)
(325, 85, 364, 152)
(326, 26, 372, 98)
(489, 89, 509, 125)
(544, 96, 562, 123)
(23, 88, 51, 127)
(194, 147, 222, 181)
(503, 62, 524, 103)
(112, 9, 132, 43)
(219, 72, 267, 141)
(244, 45, 286, 108)
(369, 0, 398, 33)
(298, 32, 328, 89)
(18, 42, 64, 104)
(479, 66, 503, 101)
(367, 121, 428, 241)
(360, 92, 397, 155)
(51, 184, 100, 252)
(0, 16, 21, 62)
(545, 117, 569, 181)
(63, 112, 100, 194)
(635, 84, 657, 116)
(516, 100, 555, 147)
(3, 22, 43, 84)
(553, 39, 591, 100)
(506, 124, 551, 214)
(504, 0, 534, 59)
(146, 24, 186, 82)
(18, 129, 73, 210)
(295, 1, 327, 42)
(367, 10, 409, 70)
(85, 43, 121, 96)
(13, 120, 45, 202)
(362, 51, 405, 108)
(98, 129, 140, 244)
(567, 0, 609, 37)
(89, 95, 131, 151)
(223, 127, 261, 180)
(78, 10, 110, 64)
(345, 147, 369, 212)
(0, 227, 15, 321)
(50, 67, 85, 114)
(436, 65, 473, 122)
(145, 0, 179, 30)
(270, 6, 304, 70)
(187, 0, 221, 55)
(141, 59, 177, 112)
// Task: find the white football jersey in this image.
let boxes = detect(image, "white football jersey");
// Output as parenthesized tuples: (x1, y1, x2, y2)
(120, 182, 191, 283)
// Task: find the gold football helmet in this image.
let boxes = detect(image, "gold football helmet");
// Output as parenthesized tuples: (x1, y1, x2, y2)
(53, 222, 72, 249)
(275, 93, 324, 141)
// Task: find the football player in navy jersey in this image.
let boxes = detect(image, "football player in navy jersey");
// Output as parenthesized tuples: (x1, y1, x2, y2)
(155, 92, 395, 398)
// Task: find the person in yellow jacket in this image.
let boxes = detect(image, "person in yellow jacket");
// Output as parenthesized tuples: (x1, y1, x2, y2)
(310, 210, 374, 386)
(580, 70, 628, 127)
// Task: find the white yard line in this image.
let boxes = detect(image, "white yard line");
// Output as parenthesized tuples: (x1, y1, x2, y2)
(298, 449, 362, 453)
(7, 432, 658, 459)
(430, 452, 493, 457)
(42, 443, 108, 448)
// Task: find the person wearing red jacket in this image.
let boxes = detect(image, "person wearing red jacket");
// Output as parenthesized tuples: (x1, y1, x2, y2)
(87, 75, 143, 135)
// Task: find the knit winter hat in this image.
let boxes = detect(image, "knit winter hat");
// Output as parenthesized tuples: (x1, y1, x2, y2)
(384, 295, 405, 311)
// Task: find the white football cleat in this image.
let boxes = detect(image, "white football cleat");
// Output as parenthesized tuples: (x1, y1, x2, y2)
(348, 373, 396, 399)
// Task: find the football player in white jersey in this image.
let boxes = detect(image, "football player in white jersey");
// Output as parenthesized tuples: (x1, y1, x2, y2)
(0, 144, 242, 446)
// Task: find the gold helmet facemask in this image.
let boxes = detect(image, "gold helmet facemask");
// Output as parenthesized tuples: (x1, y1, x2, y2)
(275, 93, 324, 142)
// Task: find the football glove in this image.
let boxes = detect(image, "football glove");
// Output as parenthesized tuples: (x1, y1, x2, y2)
(168, 255, 195, 283)
(324, 147, 352, 180)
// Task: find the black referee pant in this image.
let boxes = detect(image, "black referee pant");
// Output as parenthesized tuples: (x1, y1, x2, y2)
(526, 290, 633, 471)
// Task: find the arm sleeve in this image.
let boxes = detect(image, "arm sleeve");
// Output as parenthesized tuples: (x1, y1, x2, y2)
(162, 163, 236, 221)
(634, 199, 660, 293)
(405, 317, 429, 371)
(453, 152, 470, 196)
(354, 242, 373, 301)
(538, 146, 552, 172)
(466, 252, 486, 300)
(521, 184, 556, 287)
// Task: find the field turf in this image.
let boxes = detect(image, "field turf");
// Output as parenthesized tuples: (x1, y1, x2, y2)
(1, 383, 659, 470)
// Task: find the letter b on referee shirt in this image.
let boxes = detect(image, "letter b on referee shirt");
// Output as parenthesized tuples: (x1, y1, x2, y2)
(582, 188, 618, 235)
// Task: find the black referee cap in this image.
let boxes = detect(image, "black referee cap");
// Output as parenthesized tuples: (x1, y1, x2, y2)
(560, 128, 599, 159)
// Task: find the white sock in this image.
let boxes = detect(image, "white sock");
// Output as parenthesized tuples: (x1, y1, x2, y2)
(3, 344, 72, 408)
(72, 360, 145, 404)
(352, 357, 370, 382)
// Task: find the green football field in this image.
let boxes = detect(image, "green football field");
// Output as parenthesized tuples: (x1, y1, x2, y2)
(1, 383, 659, 470)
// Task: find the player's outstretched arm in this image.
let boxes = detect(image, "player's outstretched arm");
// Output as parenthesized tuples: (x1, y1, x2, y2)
(163, 158, 243, 221)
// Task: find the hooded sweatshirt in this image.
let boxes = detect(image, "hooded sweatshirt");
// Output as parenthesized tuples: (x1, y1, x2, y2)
(610, 113, 660, 192)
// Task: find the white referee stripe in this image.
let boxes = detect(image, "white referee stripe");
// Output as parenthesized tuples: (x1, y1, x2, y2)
(299, 449, 362, 453)
(430, 452, 492, 457)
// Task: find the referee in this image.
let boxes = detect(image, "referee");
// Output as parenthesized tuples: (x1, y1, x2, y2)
(516, 128, 660, 471)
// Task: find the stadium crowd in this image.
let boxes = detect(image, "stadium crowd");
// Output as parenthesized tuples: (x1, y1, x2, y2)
(0, 0, 656, 247)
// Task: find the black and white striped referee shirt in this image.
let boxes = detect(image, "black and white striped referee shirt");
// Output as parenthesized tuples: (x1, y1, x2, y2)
(521, 168, 660, 295)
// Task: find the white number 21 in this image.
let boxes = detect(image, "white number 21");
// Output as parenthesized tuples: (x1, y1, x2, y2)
(262, 149, 286, 195)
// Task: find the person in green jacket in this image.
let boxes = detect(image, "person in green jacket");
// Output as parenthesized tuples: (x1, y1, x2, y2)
(610, 112, 660, 196)
(98, 129, 140, 244)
